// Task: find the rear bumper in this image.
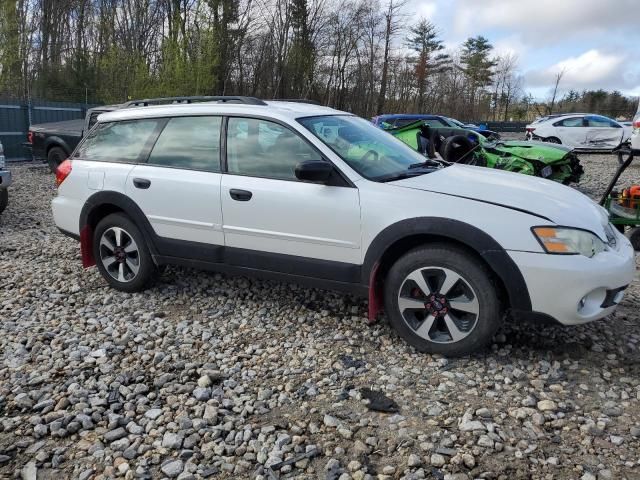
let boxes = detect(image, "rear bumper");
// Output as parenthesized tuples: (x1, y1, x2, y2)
(0, 170, 11, 189)
(52, 195, 82, 236)
(57, 227, 80, 241)
(508, 233, 636, 325)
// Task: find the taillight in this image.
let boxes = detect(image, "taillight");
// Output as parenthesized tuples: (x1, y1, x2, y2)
(526, 127, 536, 133)
(55, 159, 72, 187)
(633, 120, 640, 129)
(27, 131, 33, 143)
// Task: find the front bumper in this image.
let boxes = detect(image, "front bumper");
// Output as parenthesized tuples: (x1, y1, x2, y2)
(0, 170, 12, 189)
(508, 232, 636, 325)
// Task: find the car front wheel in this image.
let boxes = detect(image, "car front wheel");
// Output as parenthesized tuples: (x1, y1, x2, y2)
(384, 244, 502, 356)
(93, 213, 156, 292)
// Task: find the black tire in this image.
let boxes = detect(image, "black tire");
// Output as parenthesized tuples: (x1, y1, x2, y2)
(441, 135, 482, 165)
(617, 147, 633, 166)
(544, 137, 561, 144)
(93, 213, 156, 292)
(0, 188, 7, 214)
(630, 228, 640, 251)
(47, 146, 67, 173)
(383, 244, 502, 356)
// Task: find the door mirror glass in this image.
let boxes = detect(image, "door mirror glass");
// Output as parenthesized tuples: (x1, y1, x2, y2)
(295, 160, 333, 183)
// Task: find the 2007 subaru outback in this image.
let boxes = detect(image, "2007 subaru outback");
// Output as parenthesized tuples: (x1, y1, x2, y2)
(52, 96, 636, 356)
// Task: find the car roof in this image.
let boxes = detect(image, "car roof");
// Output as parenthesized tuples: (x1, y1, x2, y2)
(98, 101, 344, 123)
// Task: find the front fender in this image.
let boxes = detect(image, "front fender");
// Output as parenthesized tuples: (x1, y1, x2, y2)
(362, 217, 532, 313)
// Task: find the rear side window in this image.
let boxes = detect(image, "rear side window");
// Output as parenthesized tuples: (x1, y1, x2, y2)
(147, 116, 222, 172)
(76, 119, 162, 162)
(554, 117, 583, 127)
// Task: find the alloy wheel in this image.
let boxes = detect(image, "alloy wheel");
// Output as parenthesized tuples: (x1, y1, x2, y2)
(99, 226, 140, 283)
(397, 267, 480, 344)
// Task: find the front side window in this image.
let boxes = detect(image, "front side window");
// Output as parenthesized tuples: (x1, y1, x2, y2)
(299, 115, 433, 181)
(586, 115, 619, 128)
(148, 116, 222, 172)
(76, 119, 162, 162)
(226, 117, 321, 181)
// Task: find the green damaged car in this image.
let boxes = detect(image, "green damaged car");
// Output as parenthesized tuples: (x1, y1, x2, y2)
(384, 120, 584, 184)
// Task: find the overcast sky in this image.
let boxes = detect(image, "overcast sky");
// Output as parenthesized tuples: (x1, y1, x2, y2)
(404, 0, 640, 100)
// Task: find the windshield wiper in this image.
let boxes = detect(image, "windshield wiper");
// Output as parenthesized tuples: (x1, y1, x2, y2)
(376, 168, 437, 183)
(408, 159, 448, 169)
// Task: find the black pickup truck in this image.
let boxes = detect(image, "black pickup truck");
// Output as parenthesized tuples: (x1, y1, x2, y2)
(28, 105, 120, 172)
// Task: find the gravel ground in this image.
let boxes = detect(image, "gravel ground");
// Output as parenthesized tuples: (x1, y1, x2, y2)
(0, 153, 639, 480)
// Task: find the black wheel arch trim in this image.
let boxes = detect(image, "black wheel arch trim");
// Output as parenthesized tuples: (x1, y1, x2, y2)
(80, 190, 161, 257)
(362, 217, 532, 312)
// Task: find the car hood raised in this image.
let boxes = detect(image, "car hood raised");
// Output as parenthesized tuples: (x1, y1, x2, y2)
(392, 165, 610, 238)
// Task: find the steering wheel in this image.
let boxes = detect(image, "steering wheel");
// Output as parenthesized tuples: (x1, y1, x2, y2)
(361, 149, 379, 162)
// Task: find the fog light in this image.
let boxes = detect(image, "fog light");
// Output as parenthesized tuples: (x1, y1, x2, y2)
(613, 290, 625, 304)
(578, 296, 587, 311)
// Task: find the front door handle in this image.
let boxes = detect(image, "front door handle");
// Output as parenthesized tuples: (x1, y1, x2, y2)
(133, 178, 151, 189)
(229, 189, 252, 201)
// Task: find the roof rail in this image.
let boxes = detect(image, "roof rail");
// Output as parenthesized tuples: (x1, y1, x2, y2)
(272, 98, 322, 106)
(122, 96, 267, 107)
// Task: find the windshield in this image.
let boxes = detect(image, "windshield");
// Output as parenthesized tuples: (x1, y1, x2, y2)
(298, 115, 435, 181)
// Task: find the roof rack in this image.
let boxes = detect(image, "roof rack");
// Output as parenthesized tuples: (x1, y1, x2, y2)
(122, 96, 267, 107)
(272, 98, 322, 105)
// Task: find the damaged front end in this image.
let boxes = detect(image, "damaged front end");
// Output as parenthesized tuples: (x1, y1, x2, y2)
(384, 120, 584, 184)
(483, 141, 584, 184)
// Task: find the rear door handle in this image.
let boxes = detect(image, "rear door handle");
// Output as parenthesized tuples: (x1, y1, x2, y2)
(229, 189, 252, 201)
(133, 178, 151, 189)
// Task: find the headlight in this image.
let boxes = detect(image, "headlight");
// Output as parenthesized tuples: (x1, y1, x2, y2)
(532, 227, 607, 257)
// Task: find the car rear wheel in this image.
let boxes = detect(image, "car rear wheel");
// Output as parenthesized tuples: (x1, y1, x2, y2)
(47, 147, 67, 173)
(93, 213, 156, 292)
(0, 188, 7, 214)
(384, 244, 502, 356)
(544, 136, 561, 144)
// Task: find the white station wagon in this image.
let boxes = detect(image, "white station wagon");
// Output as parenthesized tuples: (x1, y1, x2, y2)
(52, 97, 636, 356)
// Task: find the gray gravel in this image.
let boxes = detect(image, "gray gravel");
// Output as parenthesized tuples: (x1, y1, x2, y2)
(0, 155, 639, 480)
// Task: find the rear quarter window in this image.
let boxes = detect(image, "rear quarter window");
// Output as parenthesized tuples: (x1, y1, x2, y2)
(75, 119, 162, 163)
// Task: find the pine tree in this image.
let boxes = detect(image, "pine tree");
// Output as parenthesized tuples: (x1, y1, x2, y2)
(460, 36, 496, 119)
(405, 19, 448, 112)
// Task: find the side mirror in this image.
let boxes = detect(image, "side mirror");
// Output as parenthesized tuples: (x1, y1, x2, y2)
(295, 160, 334, 183)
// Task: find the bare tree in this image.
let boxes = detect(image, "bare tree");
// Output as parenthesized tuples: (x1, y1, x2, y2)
(548, 67, 566, 114)
(375, 0, 407, 115)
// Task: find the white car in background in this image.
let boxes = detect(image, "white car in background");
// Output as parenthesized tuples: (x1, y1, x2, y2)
(631, 100, 640, 153)
(526, 114, 631, 150)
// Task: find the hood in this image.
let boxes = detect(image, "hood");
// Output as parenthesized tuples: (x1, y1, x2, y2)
(392, 165, 610, 239)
